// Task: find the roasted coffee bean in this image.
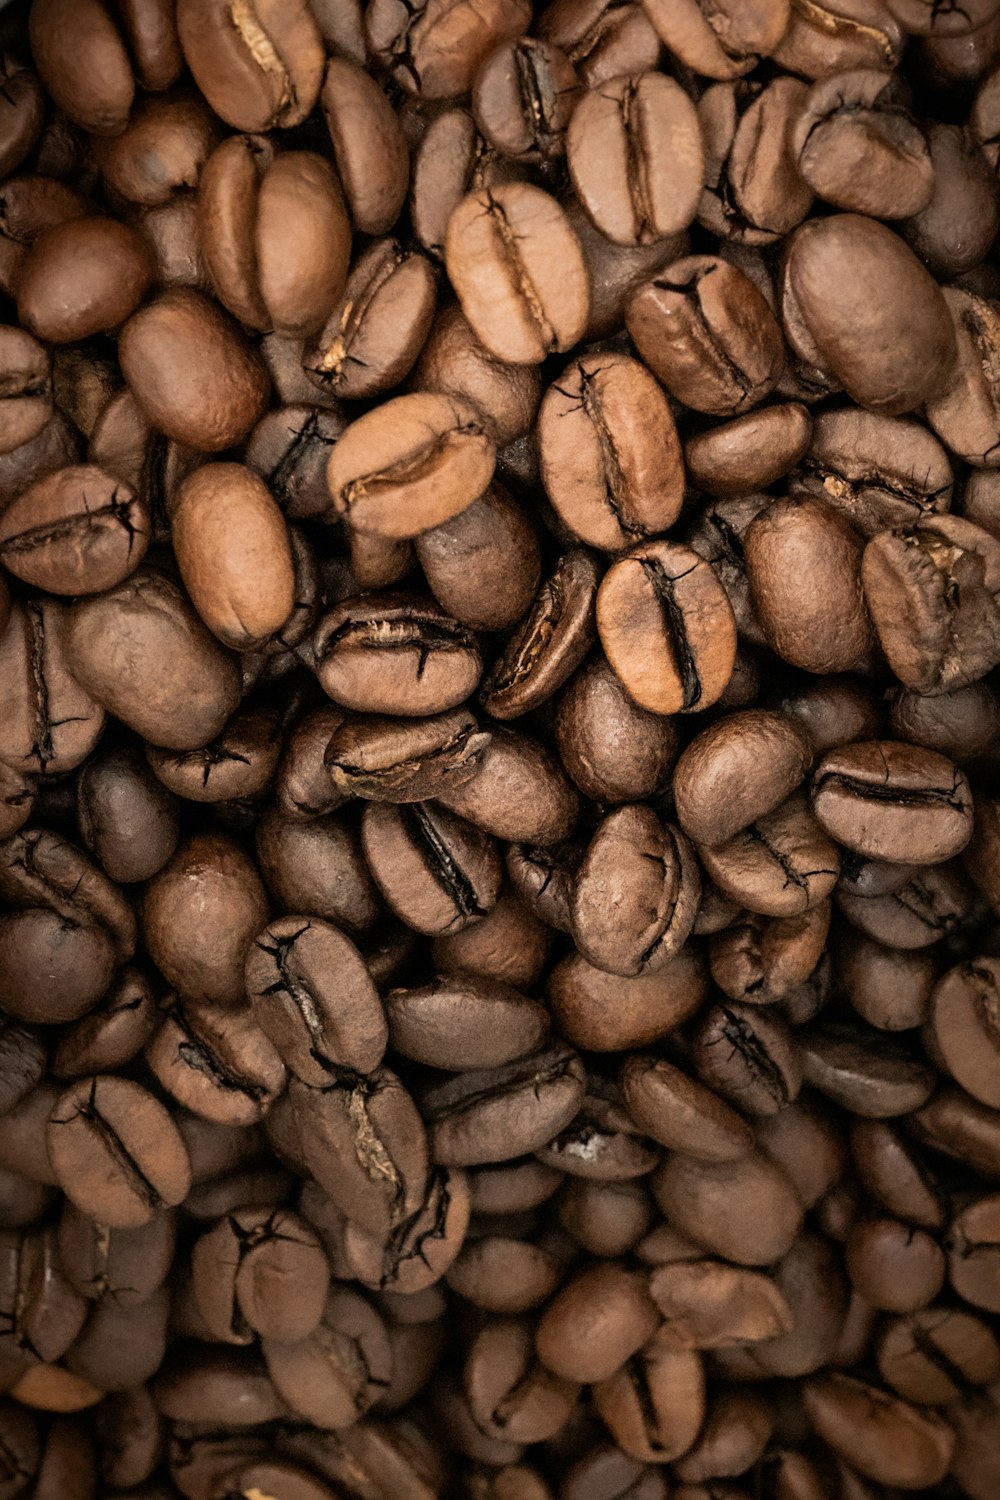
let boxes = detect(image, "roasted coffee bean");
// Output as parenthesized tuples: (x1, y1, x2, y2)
(596, 540, 737, 715)
(548, 943, 707, 1053)
(698, 75, 814, 247)
(446, 183, 590, 365)
(555, 654, 677, 804)
(437, 727, 579, 847)
(653, 1150, 804, 1267)
(697, 791, 840, 919)
(17, 217, 153, 347)
(262, 1284, 392, 1429)
(473, 36, 578, 163)
(246, 915, 387, 1082)
(0, 600, 105, 777)
(799, 1017, 936, 1115)
(538, 354, 684, 552)
(386, 976, 548, 1071)
(192, 1205, 328, 1344)
(691, 1000, 803, 1117)
(674, 710, 812, 850)
(176, 0, 323, 132)
(803, 1374, 954, 1489)
(367, 0, 532, 99)
(465, 1317, 579, 1443)
(245, 405, 347, 521)
(422, 1044, 586, 1167)
(620, 1055, 754, 1162)
(325, 709, 491, 805)
(0, 463, 148, 597)
(685, 404, 812, 497)
(314, 594, 480, 717)
(480, 550, 598, 721)
(571, 806, 700, 977)
(643, 0, 791, 79)
(145, 996, 286, 1126)
(415, 482, 541, 632)
(0, 326, 51, 458)
(812, 740, 974, 864)
(876, 1305, 1000, 1404)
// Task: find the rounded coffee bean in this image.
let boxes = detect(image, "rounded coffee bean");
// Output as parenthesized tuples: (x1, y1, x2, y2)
(413, 303, 541, 448)
(17, 218, 153, 345)
(386, 976, 548, 1071)
(119, 289, 270, 452)
(315, 594, 480, 717)
(246, 916, 388, 1082)
(327, 392, 495, 539)
(445, 183, 590, 365)
(47, 1078, 190, 1230)
(811, 741, 973, 864)
(536, 1262, 659, 1385)
(567, 72, 704, 245)
(0, 465, 149, 596)
(422, 1044, 586, 1167)
(146, 998, 286, 1126)
(803, 1374, 954, 1490)
(367, 0, 531, 99)
(799, 1018, 936, 1116)
(325, 709, 491, 805)
(685, 405, 812, 497)
(620, 1054, 754, 1162)
(465, 1317, 579, 1444)
(481, 551, 599, 721)
(596, 541, 737, 715)
(538, 354, 684, 552)
(193, 1206, 328, 1344)
(649, 1260, 793, 1350)
(0, 326, 51, 456)
(844, 1216, 945, 1312)
(643, 0, 791, 79)
(877, 1307, 1000, 1404)
(362, 800, 502, 934)
(626, 256, 785, 416)
(697, 792, 840, 919)
(548, 946, 706, 1053)
(691, 1000, 802, 1117)
(674, 710, 812, 849)
(473, 36, 578, 163)
(652, 1151, 804, 1266)
(928, 958, 1000, 1108)
(262, 1285, 391, 1429)
(176, 0, 324, 131)
(555, 654, 677, 804)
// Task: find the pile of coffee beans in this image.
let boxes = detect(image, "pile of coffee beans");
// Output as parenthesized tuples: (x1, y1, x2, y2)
(3, 0, 1000, 1496)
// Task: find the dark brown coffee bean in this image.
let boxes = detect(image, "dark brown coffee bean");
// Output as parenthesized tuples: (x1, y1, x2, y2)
(437, 727, 579, 847)
(386, 976, 548, 1071)
(146, 996, 286, 1126)
(433, 888, 550, 992)
(446, 183, 590, 365)
(568, 72, 703, 245)
(473, 37, 578, 163)
(192, 1205, 328, 1345)
(245, 405, 347, 521)
(256, 807, 380, 936)
(596, 540, 737, 715)
(0, 464, 148, 597)
(262, 1285, 392, 1429)
(548, 944, 707, 1053)
(650, 1260, 793, 1350)
(571, 806, 700, 977)
(845, 1215, 945, 1312)
(343, 1163, 470, 1296)
(321, 56, 410, 236)
(414, 303, 541, 448)
(698, 791, 840, 919)
(620, 1054, 754, 1162)
(536, 1262, 659, 1385)
(481, 550, 599, 721)
(698, 75, 814, 247)
(325, 709, 491, 804)
(538, 354, 684, 552)
(877, 1306, 1000, 1404)
(314, 594, 480, 718)
(692, 1000, 802, 1117)
(47, 1078, 190, 1230)
(52, 966, 157, 1082)
(812, 740, 974, 865)
(946, 1194, 1000, 1312)
(422, 1044, 586, 1167)
(674, 710, 812, 849)
(0, 327, 51, 458)
(686, 405, 812, 497)
(537, 1079, 659, 1180)
(17, 218, 153, 346)
(327, 392, 495, 539)
(555, 654, 677, 804)
(799, 1017, 936, 1115)
(903, 120, 1000, 278)
(627, 256, 785, 415)
(928, 958, 1000, 1108)
(415, 482, 541, 633)
(652, 1150, 804, 1266)
(0, 601, 105, 776)
(176, 0, 323, 131)
(540, 0, 661, 88)
(367, 0, 531, 98)
(246, 915, 387, 1082)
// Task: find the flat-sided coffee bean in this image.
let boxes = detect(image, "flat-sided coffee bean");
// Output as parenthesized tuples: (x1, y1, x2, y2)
(709, 905, 830, 1006)
(142, 833, 267, 1006)
(422, 1044, 586, 1167)
(465, 1319, 578, 1448)
(199, 137, 351, 339)
(850, 1118, 945, 1229)
(146, 997, 286, 1127)
(596, 540, 737, 715)
(367, 0, 531, 98)
(928, 958, 1000, 1108)
(620, 1055, 754, 1162)
(304, 238, 436, 402)
(507, 839, 580, 933)
(343, 1164, 470, 1296)
(626, 256, 785, 416)
(674, 710, 812, 850)
(0, 464, 148, 597)
(685, 405, 812, 497)
(555, 654, 677, 805)
(571, 806, 700, 977)
(473, 37, 579, 162)
(548, 945, 707, 1053)
(877, 1307, 1000, 1405)
(52, 966, 158, 1081)
(537, 1080, 660, 1180)
(327, 392, 494, 539)
(17, 217, 153, 346)
(844, 1216, 945, 1312)
(409, 107, 521, 264)
(863, 514, 1000, 693)
(0, 327, 51, 456)
(437, 727, 580, 847)
(119, 289, 269, 452)
(246, 915, 387, 1082)
(47, 1078, 190, 1230)
(567, 72, 703, 245)
(291, 1067, 429, 1239)
(780, 214, 957, 414)
(691, 1000, 802, 1117)
(698, 74, 814, 247)
(262, 1285, 392, 1429)
(650, 1260, 794, 1350)
(791, 68, 934, 219)
(193, 1206, 328, 1345)
(837, 858, 972, 950)
(386, 976, 548, 1071)
(698, 792, 840, 919)
(176, 0, 323, 131)
(812, 740, 973, 864)
(314, 594, 480, 717)
(536, 1262, 659, 1385)
(0, 600, 105, 777)
(538, 354, 684, 552)
(445, 184, 590, 365)
(245, 405, 347, 522)
(798, 1018, 936, 1115)
(834, 927, 932, 1030)
(791, 406, 953, 537)
(325, 709, 490, 804)
(903, 121, 1000, 279)
(745, 496, 873, 673)
(803, 1374, 954, 1490)
(594, 1332, 705, 1467)
(642, 0, 791, 79)
(652, 1150, 804, 1266)
(946, 1194, 1000, 1313)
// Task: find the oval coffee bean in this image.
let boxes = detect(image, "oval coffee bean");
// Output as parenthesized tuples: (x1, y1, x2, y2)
(0, 465, 149, 596)
(314, 594, 480, 717)
(812, 741, 974, 864)
(176, 0, 324, 132)
(422, 1044, 586, 1167)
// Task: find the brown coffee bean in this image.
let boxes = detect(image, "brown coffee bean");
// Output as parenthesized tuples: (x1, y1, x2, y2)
(692, 1000, 803, 1117)
(643, 0, 791, 79)
(555, 654, 677, 805)
(193, 1206, 328, 1345)
(473, 37, 579, 163)
(0, 327, 51, 457)
(262, 1285, 392, 1429)
(321, 56, 409, 235)
(535, 1262, 659, 1386)
(799, 1017, 936, 1115)
(422, 1044, 586, 1167)
(537, 1079, 660, 1180)
(437, 727, 579, 847)
(326, 709, 491, 805)
(142, 833, 267, 1007)
(52, 966, 159, 1081)
(548, 944, 707, 1053)
(568, 72, 703, 246)
(674, 710, 812, 850)
(651, 1260, 794, 1350)
(877, 1307, 1000, 1404)
(845, 1216, 945, 1312)
(387, 975, 548, 1071)
(119, 289, 270, 452)
(812, 740, 974, 865)
(17, 217, 153, 346)
(77, 745, 180, 884)
(414, 303, 541, 448)
(652, 1150, 804, 1266)
(627, 256, 785, 415)
(28, 0, 137, 135)
(198, 137, 351, 338)
(481, 551, 599, 721)
(246, 915, 388, 1082)
(327, 392, 495, 539)
(366, 0, 532, 99)
(465, 1317, 579, 1444)
(698, 75, 814, 246)
(698, 792, 840, 919)
(596, 540, 737, 715)
(446, 184, 590, 365)
(538, 354, 684, 552)
(0, 465, 148, 597)
(928, 959, 1000, 1108)
(416, 483, 541, 633)
(803, 1374, 954, 1490)
(176, 0, 324, 131)
(685, 404, 812, 497)
(343, 1163, 470, 1296)
(47, 1078, 190, 1230)
(146, 996, 286, 1126)
(620, 1054, 754, 1162)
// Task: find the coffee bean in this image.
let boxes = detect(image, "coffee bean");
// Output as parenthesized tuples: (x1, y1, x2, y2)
(145, 996, 286, 1127)
(176, 0, 323, 132)
(466, 1317, 579, 1444)
(698, 75, 814, 246)
(262, 1285, 392, 1429)
(652, 1151, 804, 1266)
(321, 56, 410, 236)
(481, 550, 599, 721)
(812, 740, 974, 864)
(620, 1055, 754, 1162)
(0, 464, 148, 597)
(387, 976, 548, 1071)
(325, 709, 491, 805)
(799, 1018, 936, 1116)
(643, 0, 791, 79)
(698, 791, 840, 919)
(422, 1044, 586, 1167)
(548, 944, 707, 1053)
(691, 999, 803, 1117)
(0, 327, 51, 457)
(0, 600, 105, 776)
(17, 217, 153, 346)
(803, 1373, 954, 1489)
(877, 1306, 1000, 1404)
